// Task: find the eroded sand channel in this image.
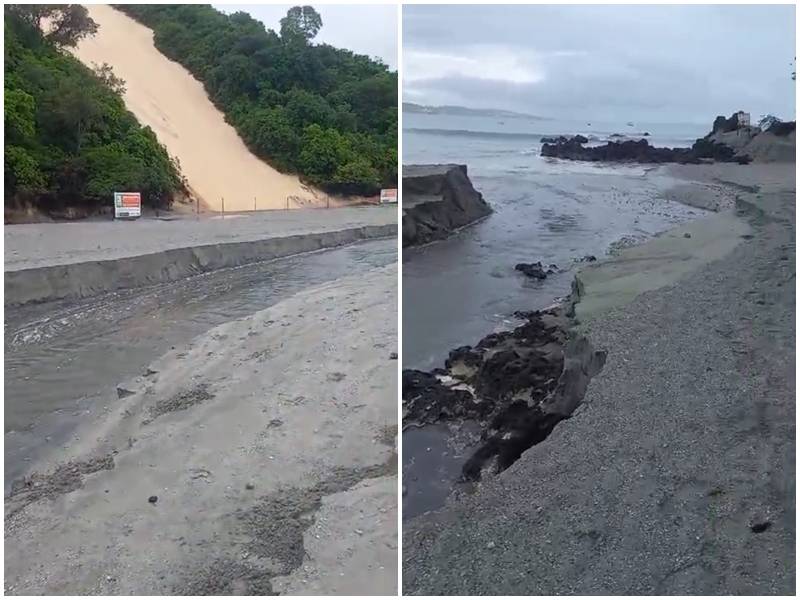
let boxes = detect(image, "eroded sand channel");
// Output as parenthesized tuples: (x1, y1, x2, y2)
(5, 239, 395, 487)
(5, 243, 397, 595)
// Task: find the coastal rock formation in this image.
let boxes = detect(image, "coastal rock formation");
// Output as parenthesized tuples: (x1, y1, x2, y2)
(766, 120, 796, 137)
(706, 118, 796, 163)
(403, 164, 493, 247)
(711, 113, 741, 134)
(540, 134, 588, 144)
(541, 113, 796, 165)
(403, 305, 606, 480)
(541, 135, 750, 164)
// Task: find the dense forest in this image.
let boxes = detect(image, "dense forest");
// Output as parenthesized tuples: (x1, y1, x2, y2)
(4, 5, 183, 216)
(117, 4, 397, 195)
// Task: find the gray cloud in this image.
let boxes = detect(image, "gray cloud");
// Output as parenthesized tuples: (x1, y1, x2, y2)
(403, 4, 795, 123)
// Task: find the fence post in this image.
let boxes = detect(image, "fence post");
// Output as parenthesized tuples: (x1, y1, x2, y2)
(222, 196, 225, 218)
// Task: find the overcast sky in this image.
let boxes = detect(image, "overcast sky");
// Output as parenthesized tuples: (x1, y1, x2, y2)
(404, 4, 796, 123)
(214, 3, 397, 69)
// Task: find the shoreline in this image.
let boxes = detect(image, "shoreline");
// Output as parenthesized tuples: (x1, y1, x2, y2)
(403, 161, 795, 594)
(402, 162, 731, 516)
(5, 264, 398, 595)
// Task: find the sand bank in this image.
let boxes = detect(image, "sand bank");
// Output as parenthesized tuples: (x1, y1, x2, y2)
(404, 163, 795, 594)
(5, 265, 398, 595)
(70, 4, 325, 211)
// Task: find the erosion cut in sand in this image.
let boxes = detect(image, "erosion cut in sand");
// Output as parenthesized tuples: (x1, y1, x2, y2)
(71, 5, 326, 212)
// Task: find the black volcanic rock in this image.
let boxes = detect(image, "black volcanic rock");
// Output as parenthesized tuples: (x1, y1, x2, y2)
(515, 262, 558, 279)
(712, 113, 740, 134)
(541, 133, 750, 165)
(541, 134, 588, 144)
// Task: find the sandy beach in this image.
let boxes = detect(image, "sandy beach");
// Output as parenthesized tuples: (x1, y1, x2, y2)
(403, 162, 795, 594)
(5, 264, 398, 595)
(70, 5, 326, 212)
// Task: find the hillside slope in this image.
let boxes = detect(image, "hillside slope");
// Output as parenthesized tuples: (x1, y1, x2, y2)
(116, 4, 396, 196)
(71, 5, 323, 211)
(4, 5, 183, 220)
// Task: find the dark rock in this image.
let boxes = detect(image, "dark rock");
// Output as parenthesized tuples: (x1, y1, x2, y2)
(767, 120, 796, 137)
(389, 352, 398, 360)
(575, 255, 597, 263)
(541, 135, 587, 145)
(403, 164, 492, 247)
(541, 134, 750, 165)
(403, 308, 595, 479)
(148, 495, 158, 504)
(515, 262, 548, 279)
(683, 232, 692, 238)
(642, 132, 651, 137)
(245, 483, 255, 490)
(712, 113, 740, 134)
(402, 369, 482, 423)
(690, 137, 739, 162)
(750, 521, 772, 534)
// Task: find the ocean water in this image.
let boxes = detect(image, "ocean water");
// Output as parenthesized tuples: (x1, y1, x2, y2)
(402, 112, 708, 518)
(404, 111, 707, 166)
(403, 112, 708, 369)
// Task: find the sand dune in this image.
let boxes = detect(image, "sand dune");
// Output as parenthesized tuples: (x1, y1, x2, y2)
(71, 5, 326, 211)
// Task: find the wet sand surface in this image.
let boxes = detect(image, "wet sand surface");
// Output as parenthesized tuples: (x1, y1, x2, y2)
(5, 239, 394, 487)
(403, 163, 795, 594)
(5, 259, 398, 595)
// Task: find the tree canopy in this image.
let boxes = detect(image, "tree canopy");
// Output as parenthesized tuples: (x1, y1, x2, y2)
(4, 5, 183, 215)
(5, 4, 98, 47)
(280, 6, 322, 44)
(117, 4, 397, 195)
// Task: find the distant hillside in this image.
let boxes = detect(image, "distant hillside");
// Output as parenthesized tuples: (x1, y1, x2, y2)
(403, 102, 548, 120)
(4, 5, 183, 218)
(116, 4, 397, 195)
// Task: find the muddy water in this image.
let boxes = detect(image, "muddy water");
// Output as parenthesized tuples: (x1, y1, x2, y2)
(4, 239, 395, 486)
(403, 145, 707, 518)
(403, 166, 703, 370)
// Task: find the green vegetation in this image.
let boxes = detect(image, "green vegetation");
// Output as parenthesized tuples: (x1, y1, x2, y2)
(117, 4, 397, 195)
(4, 5, 183, 215)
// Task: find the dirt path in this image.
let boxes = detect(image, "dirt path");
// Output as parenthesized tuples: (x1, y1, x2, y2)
(5, 265, 398, 595)
(70, 4, 325, 211)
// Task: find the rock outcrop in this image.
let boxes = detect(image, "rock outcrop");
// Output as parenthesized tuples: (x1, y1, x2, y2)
(541, 113, 796, 166)
(541, 134, 588, 144)
(541, 135, 750, 164)
(705, 119, 796, 164)
(403, 304, 606, 481)
(403, 164, 492, 247)
(515, 262, 558, 279)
